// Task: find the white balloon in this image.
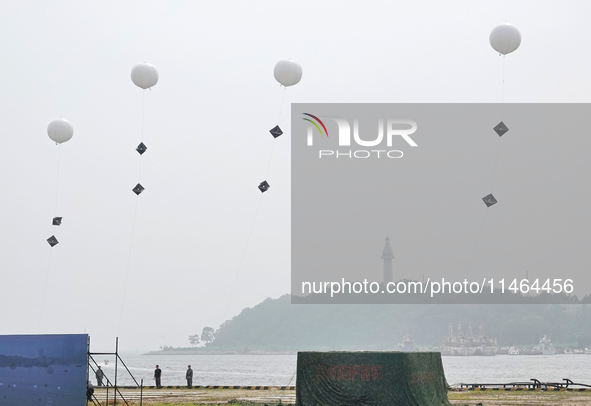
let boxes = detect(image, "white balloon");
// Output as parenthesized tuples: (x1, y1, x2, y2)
(274, 60, 302, 87)
(131, 63, 159, 89)
(47, 118, 74, 144)
(489, 24, 521, 55)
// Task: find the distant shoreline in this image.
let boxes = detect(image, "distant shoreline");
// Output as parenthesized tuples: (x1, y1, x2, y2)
(143, 350, 296, 355)
(142, 350, 591, 356)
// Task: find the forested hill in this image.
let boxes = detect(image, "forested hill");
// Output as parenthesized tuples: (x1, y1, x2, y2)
(205, 295, 591, 351)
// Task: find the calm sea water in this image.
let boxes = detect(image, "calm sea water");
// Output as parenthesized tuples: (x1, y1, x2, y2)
(92, 353, 591, 387)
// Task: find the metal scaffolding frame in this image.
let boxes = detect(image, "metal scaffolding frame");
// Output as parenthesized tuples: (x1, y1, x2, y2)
(87, 337, 143, 406)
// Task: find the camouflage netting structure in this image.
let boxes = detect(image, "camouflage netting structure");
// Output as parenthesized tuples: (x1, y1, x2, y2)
(296, 352, 451, 406)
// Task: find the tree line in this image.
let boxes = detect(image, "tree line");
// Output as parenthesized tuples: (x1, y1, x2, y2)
(196, 295, 591, 351)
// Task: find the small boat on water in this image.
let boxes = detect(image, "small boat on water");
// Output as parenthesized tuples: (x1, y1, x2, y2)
(508, 346, 520, 355)
(441, 322, 498, 356)
(398, 333, 418, 352)
(521, 347, 543, 355)
(511, 335, 556, 355)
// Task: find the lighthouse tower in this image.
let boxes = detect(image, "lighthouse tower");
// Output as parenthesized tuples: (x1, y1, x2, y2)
(381, 236, 394, 284)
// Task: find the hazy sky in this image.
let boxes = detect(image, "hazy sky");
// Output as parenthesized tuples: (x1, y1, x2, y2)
(1, 0, 590, 352)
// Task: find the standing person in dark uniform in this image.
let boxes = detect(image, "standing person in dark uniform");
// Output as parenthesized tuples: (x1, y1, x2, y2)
(186, 365, 193, 388)
(96, 366, 105, 386)
(154, 365, 162, 388)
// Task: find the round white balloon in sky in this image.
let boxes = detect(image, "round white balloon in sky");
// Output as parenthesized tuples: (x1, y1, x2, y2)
(489, 23, 521, 55)
(131, 62, 159, 89)
(47, 118, 74, 144)
(274, 59, 302, 87)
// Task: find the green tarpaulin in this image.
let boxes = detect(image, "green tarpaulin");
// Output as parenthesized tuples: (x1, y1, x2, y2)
(296, 352, 451, 406)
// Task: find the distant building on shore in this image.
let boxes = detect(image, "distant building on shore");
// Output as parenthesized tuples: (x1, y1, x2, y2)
(381, 236, 394, 284)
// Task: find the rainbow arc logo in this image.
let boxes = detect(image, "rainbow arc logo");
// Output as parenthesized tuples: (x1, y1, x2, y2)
(302, 113, 328, 138)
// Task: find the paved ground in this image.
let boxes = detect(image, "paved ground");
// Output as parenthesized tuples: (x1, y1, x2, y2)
(449, 390, 591, 406)
(91, 387, 591, 406)
(92, 387, 296, 405)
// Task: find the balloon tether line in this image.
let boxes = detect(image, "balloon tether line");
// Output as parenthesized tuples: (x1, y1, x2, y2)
(280, 370, 297, 394)
(468, 50, 508, 275)
(138, 90, 146, 181)
(501, 55, 506, 118)
(54, 145, 61, 216)
(224, 85, 288, 320)
(490, 138, 502, 192)
(223, 194, 263, 322)
(502, 56, 505, 101)
(466, 207, 489, 274)
(491, 54, 506, 193)
(277, 86, 287, 123)
(265, 141, 276, 179)
(141, 90, 145, 142)
(40, 144, 61, 331)
(119, 88, 147, 333)
(265, 87, 288, 179)
(38, 248, 54, 332)
(138, 151, 143, 182)
(118, 195, 140, 334)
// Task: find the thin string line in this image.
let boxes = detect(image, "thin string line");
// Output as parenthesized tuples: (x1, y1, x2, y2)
(223, 87, 286, 323)
(469, 54, 505, 274)
(277, 86, 287, 123)
(492, 54, 506, 196)
(119, 89, 147, 333)
(265, 87, 287, 180)
(223, 193, 263, 321)
(265, 141, 276, 179)
(279, 370, 297, 394)
(139, 90, 145, 181)
(141, 90, 146, 142)
(38, 248, 53, 332)
(54, 145, 61, 216)
(501, 55, 506, 118)
(138, 152, 143, 183)
(41, 144, 62, 331)
(118, 195, 140, 334)
(490, 137, 502, 193)
(466, 207, 489, 273)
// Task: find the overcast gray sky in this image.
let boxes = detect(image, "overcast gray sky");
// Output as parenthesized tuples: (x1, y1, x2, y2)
(1, 0, 590, 351)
